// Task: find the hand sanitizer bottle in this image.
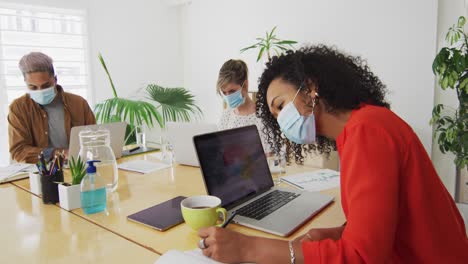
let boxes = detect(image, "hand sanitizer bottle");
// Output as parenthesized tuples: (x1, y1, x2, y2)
(81, 160, 107, 214)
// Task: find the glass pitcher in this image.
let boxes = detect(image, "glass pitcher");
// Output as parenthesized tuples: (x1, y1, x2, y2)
(78, 129, 118, 192)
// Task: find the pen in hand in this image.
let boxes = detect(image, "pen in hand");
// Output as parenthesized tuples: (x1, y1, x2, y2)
(129, 146, 140, 153)
(221, 211, 237, 228)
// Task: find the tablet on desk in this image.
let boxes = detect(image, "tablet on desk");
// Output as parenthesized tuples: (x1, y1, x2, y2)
(127, 196, 186, 231)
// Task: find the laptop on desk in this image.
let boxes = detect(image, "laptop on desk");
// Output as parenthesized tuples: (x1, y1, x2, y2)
(69, 122, 127, 160)
(193, 125, 334, 237)
(166, 122, 217, 167)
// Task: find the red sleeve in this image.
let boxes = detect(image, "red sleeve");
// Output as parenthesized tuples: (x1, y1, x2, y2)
(302, 123, 401, 263)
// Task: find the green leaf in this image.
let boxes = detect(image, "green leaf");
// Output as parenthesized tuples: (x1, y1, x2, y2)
(146, 84, 202, 128)
(458, 16, 466, 28)
(240, 43, 260, 53)
(257, 46, 265, 62)
(98, 53, 118, 98)
(274, 40, 298, 45)
(268, 26, 277, 40)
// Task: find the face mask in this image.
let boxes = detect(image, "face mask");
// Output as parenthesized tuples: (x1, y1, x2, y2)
(277, 85, 317, 144)
(223, 84, 245, 109)
(28, 86, 56, 105)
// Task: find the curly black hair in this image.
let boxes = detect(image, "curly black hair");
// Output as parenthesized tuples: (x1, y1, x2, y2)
(256, 45, 390, 164)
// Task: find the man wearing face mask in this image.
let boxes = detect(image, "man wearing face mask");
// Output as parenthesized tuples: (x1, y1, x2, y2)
(217, 59, 270, 153)
(8, 52, 95, 163)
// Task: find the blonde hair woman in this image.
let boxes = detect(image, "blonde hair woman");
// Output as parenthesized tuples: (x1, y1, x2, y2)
(217, 59, 269, 152)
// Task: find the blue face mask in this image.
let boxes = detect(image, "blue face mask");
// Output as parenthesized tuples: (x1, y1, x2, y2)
(29, 86, 56, 105)
(223, 86, 245, 109)
(277, 86, 317, 144)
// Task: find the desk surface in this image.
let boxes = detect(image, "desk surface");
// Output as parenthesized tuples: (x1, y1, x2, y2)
(0, 183, 159, 264)
(14, 153, 346, 255)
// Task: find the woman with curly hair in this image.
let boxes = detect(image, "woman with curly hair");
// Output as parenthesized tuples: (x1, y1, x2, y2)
(198, 45, 468, 263)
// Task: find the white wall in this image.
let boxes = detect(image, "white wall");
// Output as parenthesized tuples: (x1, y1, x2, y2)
(86, 1, 183, 103)
(181, 0, 438, 154)
(432, 0, 467, 194)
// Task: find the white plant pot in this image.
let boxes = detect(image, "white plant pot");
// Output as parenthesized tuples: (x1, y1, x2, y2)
(29, 171, 41, 196)
(58, 184, 81, 211)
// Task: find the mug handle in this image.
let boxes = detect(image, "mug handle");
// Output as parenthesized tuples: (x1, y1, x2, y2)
(215, 207, 228, 227)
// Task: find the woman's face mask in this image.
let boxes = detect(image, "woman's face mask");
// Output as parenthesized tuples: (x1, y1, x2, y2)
(277, 84, 317, 144)
(28, 86, 56, 105)
(222, 82, 246, 109)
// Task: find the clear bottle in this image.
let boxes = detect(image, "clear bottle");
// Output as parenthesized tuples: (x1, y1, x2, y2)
(78, 129, 118, 192)
(80, 160, 107, 214)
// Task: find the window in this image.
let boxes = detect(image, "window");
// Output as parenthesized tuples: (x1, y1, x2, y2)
(0, 3, 91, 165)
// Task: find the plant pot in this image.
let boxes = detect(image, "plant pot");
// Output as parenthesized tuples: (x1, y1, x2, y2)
(29, 171, 41, 196)
(58, 183, 81, 211)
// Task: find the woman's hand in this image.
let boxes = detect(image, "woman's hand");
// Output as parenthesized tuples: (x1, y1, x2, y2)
(198, 227, 255, 263)
(300, 226, 345, 242)
(199, 227, 305, 264)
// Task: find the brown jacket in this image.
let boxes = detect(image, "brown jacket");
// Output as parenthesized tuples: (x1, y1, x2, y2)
(8, 85, 96, 163)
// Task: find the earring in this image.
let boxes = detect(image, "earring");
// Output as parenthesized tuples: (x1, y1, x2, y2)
(311, 92, 319, 110)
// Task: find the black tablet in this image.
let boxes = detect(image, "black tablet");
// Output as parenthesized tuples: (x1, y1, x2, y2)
(127, 196, 186, 231)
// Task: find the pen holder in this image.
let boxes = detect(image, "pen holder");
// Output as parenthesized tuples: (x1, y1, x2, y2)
(40, 170, 64, 204)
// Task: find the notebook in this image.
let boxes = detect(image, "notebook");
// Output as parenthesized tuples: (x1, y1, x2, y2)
(155, 249, 253, 264)
(118, 160, 171, 174)
(280, 169, 340, 192)
(0, 163, 35, 184)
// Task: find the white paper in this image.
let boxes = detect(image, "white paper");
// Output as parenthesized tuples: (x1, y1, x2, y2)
(280, 169, 340, 192)
(155, 249, 222, 264)
(118, 160, 171, 174)
(0, 163, 35, 183)
(155, 249, 253, 264)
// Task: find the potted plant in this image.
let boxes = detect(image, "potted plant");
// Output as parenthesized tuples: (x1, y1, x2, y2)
(94, 53, 202, 145)
(431, 16, 468, 202)
(58, 156, 86, 211)
(240, 26, 298, 62)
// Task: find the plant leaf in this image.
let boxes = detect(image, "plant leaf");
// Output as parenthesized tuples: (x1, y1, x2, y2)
(257, 46, 265, 62)
(146, 84, 202, 128)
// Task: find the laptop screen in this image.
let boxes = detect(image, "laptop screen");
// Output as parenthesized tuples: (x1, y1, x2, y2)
(194, 125, 273, 208)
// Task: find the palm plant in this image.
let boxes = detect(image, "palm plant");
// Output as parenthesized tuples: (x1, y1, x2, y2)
(69, 156, 86, 185)
(240, 26, 297, 62)
(94, 53, 202, 144)
(146, 84, 202, 125)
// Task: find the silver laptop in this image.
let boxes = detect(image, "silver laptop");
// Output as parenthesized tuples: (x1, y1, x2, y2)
(193, 125, 334, 237)
(69, 122, 127, 160)
(166, 122, 217, 167)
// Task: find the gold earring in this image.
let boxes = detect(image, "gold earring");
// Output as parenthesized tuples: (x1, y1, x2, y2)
(311, 92, 319, 110)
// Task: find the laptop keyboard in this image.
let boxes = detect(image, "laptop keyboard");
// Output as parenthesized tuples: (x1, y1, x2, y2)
(236, 190, 301, 220)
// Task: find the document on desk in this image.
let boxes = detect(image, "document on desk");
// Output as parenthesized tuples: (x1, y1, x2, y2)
(0, 163, 35, 184)
(155, 249, 253, 264)
(280, 169, 340, 192)
(118, 160, 171, 174)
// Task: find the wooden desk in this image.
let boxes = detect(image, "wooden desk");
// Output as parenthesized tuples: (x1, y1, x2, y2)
(0, 183, 159, 264)
(13, 153, 346, 255)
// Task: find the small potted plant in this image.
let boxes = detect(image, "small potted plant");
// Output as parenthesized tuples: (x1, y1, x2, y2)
(59, 156, 86, 211)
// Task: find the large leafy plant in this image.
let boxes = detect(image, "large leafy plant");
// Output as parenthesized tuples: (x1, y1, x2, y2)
(240, 26, 297, 62)
(94, 53, 202, 144)
(431, 16, 468, 169)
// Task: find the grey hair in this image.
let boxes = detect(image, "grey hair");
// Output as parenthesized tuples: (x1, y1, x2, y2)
(18, 52, 55, 77)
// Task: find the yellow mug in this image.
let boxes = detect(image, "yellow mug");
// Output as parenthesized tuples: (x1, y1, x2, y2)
(181, 195, 227, 231)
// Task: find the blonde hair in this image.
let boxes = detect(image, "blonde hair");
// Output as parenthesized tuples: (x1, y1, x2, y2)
(216, 59, 248, 95)
(18, 52, 55, 77)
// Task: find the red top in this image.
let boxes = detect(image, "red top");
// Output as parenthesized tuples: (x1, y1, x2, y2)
(302, 104, 468, 263)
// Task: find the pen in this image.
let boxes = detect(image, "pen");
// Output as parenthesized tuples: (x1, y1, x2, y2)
(129, 146, 140, 153)
(221, 211, 237, 228)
